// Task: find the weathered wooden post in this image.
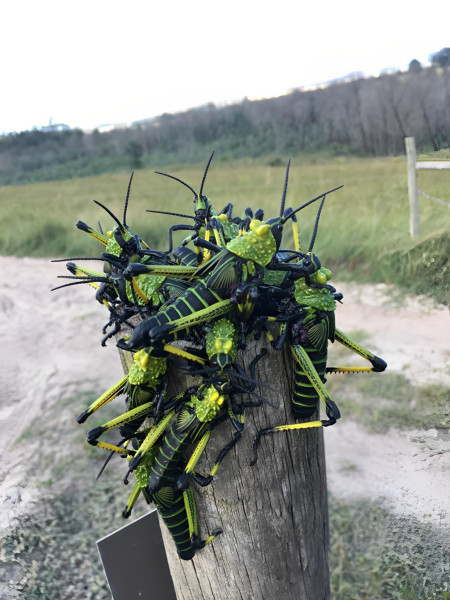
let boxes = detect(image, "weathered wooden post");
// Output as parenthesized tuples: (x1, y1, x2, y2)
(118, 332, 330, 600)
(405, 136, 420, 238)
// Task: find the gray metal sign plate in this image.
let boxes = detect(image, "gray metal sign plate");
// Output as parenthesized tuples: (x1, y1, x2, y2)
(97, 509, 177, 600)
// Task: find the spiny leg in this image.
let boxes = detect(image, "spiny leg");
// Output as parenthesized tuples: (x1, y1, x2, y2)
(183, 484, 222, 554)
(178, 408, 243, 490)
(122, 449, 158, 518)
(291, 344, 340, 424)
(190, 414, 243, 488)
(175, 431, 212, 490)
(250, 420, 323, 466)
(162, 344, 206, 366)
(148, 299, 234, 343)
(86, 400, 156, 446)
(250, 344, 340, 466)
(122, 482, 142, 518)
(327, 328, 387, 373)
(127, 409, 177, 474)
(123, 261, 200, 281)
(76, 375, 129, 423)
(187, 353, 268, 486)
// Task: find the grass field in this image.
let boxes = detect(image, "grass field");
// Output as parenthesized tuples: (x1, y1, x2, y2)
(1, 154, 449, 303)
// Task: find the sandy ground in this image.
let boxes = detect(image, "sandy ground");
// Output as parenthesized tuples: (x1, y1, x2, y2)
(324, 282, 450, 526)
(0, 256, 449, 532)
(0, 256, 123, 531)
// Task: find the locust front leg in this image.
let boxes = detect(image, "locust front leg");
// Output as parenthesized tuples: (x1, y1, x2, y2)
(196, 408, 245, 485)
(176, 430, 212, 490)
(327, 328, 387, 374)
(121, 481, 143, 519)
(178, 408, 245, 489)
(126, 409, 177, 475)
(122, 449, 159, 518)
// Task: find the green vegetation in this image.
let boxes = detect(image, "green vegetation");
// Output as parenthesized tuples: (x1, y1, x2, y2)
(327, 372, 450, 432)
(329, 495, 450, 600)
(0, 485, 123, 599)
(1, 155, 449, 305)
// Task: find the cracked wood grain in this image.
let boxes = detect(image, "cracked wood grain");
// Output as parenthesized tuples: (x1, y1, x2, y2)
(119, 334, 330, 600)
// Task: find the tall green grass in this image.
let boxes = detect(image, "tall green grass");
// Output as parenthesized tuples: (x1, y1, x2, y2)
(1, 155, 449, 303)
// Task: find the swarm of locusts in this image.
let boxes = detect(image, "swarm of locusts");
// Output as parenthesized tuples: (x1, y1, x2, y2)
(53, 154, 386, 560)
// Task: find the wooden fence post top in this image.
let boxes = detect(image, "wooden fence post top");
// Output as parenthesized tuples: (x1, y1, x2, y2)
(405, 137, 420, 238)
(117, 334, 330, 600)
(405, 136, 450, 238)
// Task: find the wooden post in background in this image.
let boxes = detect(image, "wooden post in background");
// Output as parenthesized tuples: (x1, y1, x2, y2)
(405, 136, 420, 238)
(118, 333, 330, 600)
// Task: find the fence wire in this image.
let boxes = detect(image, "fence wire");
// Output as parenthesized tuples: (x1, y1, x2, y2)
(418, 189, 450, 209)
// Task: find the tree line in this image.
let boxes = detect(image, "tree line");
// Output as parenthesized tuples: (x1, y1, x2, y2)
(1, 57, 449, 186)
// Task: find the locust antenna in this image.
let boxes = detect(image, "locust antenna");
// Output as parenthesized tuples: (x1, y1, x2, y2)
(280, 185, 343, 224)
(279, 159, 291, 217)
(123, 172, 134, 228)
(93, 200, 124, 231)
(154, 171, 197, 196)
(96, 449, 120, 479)
(51, 279, 106, 291)
(51, 257, 109, 263)
(199, 151, 215, 197)
(52, 274, 111, 288)
(308, 195, 326, 253)
(146, 209, 196, 220)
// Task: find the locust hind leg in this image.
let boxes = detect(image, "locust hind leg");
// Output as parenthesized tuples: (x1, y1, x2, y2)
(327, 328, 387, 374)
(76, 375, 129, 423)
(183, 484, 222, 558)
(250, 420, 323, 466)
(86, 401, 156, 446)
(151, 481, 222, 560)
(290, 344, 341, 425)
(250, 343, 340, 466)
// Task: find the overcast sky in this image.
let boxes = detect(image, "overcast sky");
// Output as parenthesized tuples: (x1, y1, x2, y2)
(1, 0, 448, 134)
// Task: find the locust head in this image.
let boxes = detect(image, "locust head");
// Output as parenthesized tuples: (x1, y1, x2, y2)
(155, 151, 215, 226)
(195, 384, 225, 423)
(206, 318, 238, 372)
(91, 172, 152, 262)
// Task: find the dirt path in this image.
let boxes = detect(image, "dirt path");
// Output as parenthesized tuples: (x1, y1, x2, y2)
(324, 281, 450, 525)
(0, 256, 123, 531)
(0, 257, 449, 531)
